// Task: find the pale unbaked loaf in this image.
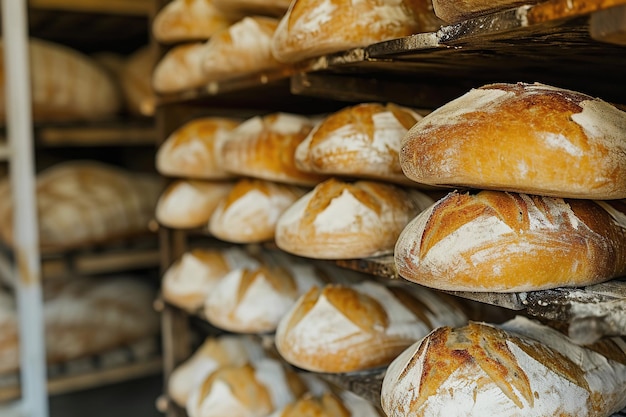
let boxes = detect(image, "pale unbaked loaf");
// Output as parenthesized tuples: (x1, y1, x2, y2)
(208, 179, 307, 243)
(275, 281, 467, 373)
(295, 103, 422, 184)
(432, 0, 542, 23)
(275, 178, 434, 259)
(221, 113, 327, 186)
(168, 335, 265, 407)
(156, 117, 240, 180)
(201, 16, 285, 82)
(400, 82, 626, 199)
(161, 247, 261, 312)
(395, 190, 626, 293)
(152, 0, 235, 43)
(381, 316, 626, 417)
(271, 0, 443, 63)
(0, 161, 160, 251)
(152, 43, 209, 94)
(155, 180, 233, 229)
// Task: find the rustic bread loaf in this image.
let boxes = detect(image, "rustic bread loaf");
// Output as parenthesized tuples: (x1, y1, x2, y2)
(221, 113, 326, 186)
(275, 281, 467, 373)
(155, 180, 233, 229)
(381, 316, 626, 417)
(152, 0, 234, 43)
(394, 190, 626, 292)
(275, 178, 434, 259)
(208, 179, 307, 243)
(295, 103, 422, 185)
(156, 117, 240, 180)
(213, 0, 292, 17)
(400, 82, 626, 199)
(0, 161, 160, 251)
(119, 46, 156, 116)
(269, 391, 384, 417)
(162, 247, 261, 312)
(271, 0, 442, 63)
(152, 42, 209, 94)
(432, 0, 542, 23)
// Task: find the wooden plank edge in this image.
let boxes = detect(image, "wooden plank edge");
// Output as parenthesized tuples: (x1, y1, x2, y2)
(28, 0, 153, 16)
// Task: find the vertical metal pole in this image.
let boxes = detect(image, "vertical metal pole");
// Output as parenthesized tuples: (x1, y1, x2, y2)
(1, 0, 49, 416)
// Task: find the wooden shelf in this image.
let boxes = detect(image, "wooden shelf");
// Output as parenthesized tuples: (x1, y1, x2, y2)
(29, 0, 153, 16)
(34, 121, 156, 147)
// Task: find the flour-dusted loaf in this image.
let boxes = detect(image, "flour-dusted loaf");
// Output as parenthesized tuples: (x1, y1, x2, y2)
(208, 179, 307, 243)
(187, 358, 308, 417)
(381, 316, 626, 417)
(271, 0, 443, 63)
(119, 46, 156, 116)
(155, 180, 233, 229)
(168, 335, 266, 407)
(269, 391, 384, 417)
(395, 190, 626, 293)
(152, 0, 235, 43)
(213, 0, 292, 17)
(162, 247, 261, 312)
(201, 16, 285, 82)
(221, 113, 326, 186)
(0, 38, 120, 123)
(156, 117, 240, 179)
(275, 178, 434, 259)
(432, 0, 542, 23)
(0, 161, 160, 251)
(295, 103, 422, 184)
(400, 82, 626, 199)
(275, 280, 467, 373)
(152, 43, 209, 94)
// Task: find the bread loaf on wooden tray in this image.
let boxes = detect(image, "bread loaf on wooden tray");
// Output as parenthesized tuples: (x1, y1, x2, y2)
(381, 315, 626, 417)
(271, 0, 443, 63)
(208, 179, 307, 243)
(155, 180, 233, 229)
(395, 190, 626, 293)
(152, 0, 235, 43)
(156, 117, 240, 179)
(295, 102, 423, 185)
(152, 43, 209, 94)
(162, 247, 261, 311)
(275, 178, 434, 259)
(275, 281, 467, 373)
(400, 82, 626, 199)
(431, 0, 543, 23)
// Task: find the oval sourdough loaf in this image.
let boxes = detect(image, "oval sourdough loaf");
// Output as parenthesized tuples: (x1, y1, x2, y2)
(394, 190, 626, 292)
(152, 0, 234, 43)
(152, 43, 209, 94)
(431, 0, 542, 23)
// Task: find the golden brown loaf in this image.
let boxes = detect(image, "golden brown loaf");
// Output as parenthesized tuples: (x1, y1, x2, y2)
(269, 391, 386, 417)
(201, 16, 285, 82)
(0, 161, 160, 251)
(152, 42, 209, 94)
(432, 0, 542, 23)
(119, 46, 157, 116)
(0, 38, 121, 123)
(295, 103, 422, 184)
(208, 179, 307, 243)
(381, 316, 626, 417)
(275, 281, 467, 373)
(156, 117, 240, 180)
(155, 180, 233, 229)
(271, 0, 443, 63)
(275, 178, 434, 259)
(152, 0, 235, 43)
(213, 0, 292, 17)
(400, 82, 626, 199)
(221, 113, 327, 186)
(394, 190, 626, 293)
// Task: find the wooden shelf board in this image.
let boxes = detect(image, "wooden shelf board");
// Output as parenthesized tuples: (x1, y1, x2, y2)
(35, 122, 156, 147)
(28, 0, 153, 16)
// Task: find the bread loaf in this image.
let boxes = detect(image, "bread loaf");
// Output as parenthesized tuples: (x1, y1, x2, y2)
(432, 0, 542, 23)
(400, 82, 626, 199)
(152, 43, 209, 94)
(155, 180, 233, 229)
(275, 281, 467, 373)
(221, 113, 326, 186)
(271, 0, 443, 63)
(152, 0, 234, 43)
(168, 335, 265, 406)
(201, 16, 286, 82)
(213, 0, 292, 17)
(187, 358, 308, 417)
(275, 178, 434, 259)
(0, 38, 121, 123)
(269, 391, 384, 417)
(208, 179, 306, 243)
(394, 190, 626, 292)
(156, 117, 240, 180)
(119, 46, 156, 116)
(295, 103, 422, 185)
(381, 316, 626, 417)
(162, 247, 261, 311)
(0, 161, 160, 251)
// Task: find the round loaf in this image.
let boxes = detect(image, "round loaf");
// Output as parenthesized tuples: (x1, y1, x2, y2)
(271, 0, 442, 63)
(400, 82, 626, 199)
(275, 178, 434, 259)
(152, 43, 208, 94)
(119, 46, 156, 117)
(156, 117, 240, 180)
(394, 190, 626, 292)
(152, 0, 234, 43)
(381, 316, 626, 417)
(295, 103, 422, 185)
(431, 0, 542, 23)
